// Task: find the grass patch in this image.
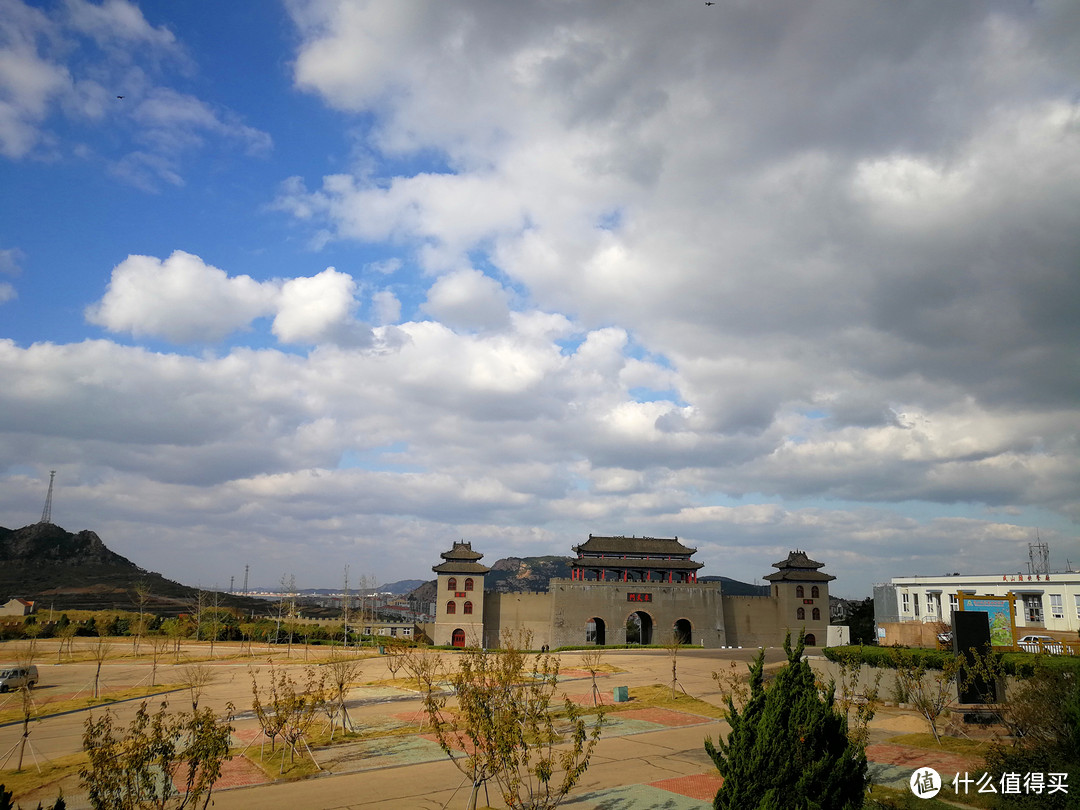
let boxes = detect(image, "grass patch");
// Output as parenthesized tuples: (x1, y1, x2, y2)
(0, 751, 87, 800)
(885, 733, 991, 757)
(564, 662, 625, 675)
(614, 684, 726, 720)
(243, 745, 323, 781)
(0, 683, 184, 725)
(866, 782, 986, 809)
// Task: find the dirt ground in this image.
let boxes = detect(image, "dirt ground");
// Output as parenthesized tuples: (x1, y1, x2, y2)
(0, 639, 958, 809)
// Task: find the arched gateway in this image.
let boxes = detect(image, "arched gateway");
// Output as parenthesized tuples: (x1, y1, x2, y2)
(430, 537, 834, 650)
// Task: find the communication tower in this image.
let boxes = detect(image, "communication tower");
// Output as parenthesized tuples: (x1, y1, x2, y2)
(1028, 536, 1050, 575)
(39, 471, 56, 524)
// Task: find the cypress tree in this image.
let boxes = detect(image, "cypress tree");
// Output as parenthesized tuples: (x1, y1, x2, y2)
(705, 632, 867, 810)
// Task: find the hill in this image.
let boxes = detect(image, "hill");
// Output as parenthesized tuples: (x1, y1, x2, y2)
(406, 555, 769, 599)
(0, 522, 272, 616)
(699, 576, 770, 596)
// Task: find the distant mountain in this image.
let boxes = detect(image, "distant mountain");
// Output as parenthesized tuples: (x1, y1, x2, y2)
(379, 578, 427, 596)
(0, 522, 273, 616)
(405, 555, 768, 599)
(487, 556, 573, 592)
(408, 579, 437, 604)
(698, 576, 770, 596)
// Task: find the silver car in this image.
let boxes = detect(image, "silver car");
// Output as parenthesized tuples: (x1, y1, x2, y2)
(1017, 635, 1064, 654)
(0, 665, 39, 691)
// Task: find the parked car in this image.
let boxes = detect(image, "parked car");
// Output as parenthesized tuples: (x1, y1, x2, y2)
(0, 665, 38, 692)
(1017, 634, 1064, 654)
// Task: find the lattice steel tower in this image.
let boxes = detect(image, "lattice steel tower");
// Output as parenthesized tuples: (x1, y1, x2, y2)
(1028, 538, 1050, 575)
(39, 470, 56, 524)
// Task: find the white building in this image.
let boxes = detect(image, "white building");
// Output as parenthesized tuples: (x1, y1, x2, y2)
(875, 570, 1080, 647)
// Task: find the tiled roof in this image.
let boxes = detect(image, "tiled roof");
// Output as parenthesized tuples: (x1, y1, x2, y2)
(573, 535, 698, 557)
(570, 557, 704, 571)
(772, 550, 825, 570)
(439, 541, 484, 562)
(432, 561, 491, 574)
(763, 569, 835, 582)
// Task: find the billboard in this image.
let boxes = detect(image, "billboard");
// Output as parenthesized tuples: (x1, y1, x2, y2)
(959, 595, 1016, 647)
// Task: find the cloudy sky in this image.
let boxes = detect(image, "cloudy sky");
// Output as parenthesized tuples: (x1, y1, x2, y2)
(2, 0, 1078, 597)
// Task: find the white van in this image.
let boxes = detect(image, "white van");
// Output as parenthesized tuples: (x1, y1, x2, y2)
(0, 665, 39, 691)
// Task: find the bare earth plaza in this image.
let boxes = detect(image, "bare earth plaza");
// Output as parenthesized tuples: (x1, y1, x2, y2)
(0, 637, 967, 810)
(4, 535, 1077, 809)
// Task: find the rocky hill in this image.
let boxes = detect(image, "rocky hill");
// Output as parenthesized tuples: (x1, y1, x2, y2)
(0, 522, 272, 616)
(406, 555, 769, 599)
(487, 556, 574, 592)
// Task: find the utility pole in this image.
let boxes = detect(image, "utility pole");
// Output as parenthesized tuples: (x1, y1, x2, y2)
(39, 471, 56, 524)
(342, 564, 350, 649)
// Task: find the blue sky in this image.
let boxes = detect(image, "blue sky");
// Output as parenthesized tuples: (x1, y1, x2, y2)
(2, 0, 1079, 597)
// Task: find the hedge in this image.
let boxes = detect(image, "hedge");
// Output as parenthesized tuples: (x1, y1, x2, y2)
(823, 645, 1080, 676)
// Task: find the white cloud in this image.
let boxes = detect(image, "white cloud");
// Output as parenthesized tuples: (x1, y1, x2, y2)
(84, 252, 376, 347)
(0, 0, 268, 183)
(64, 0, 179, 50)
(85, 251, 278, 343)
(0, 247, 23, 277)
(5, 2, 1080, 595)
(421, 268, 511, 332)
(272, 267, 359, 344)
(132, 87, 272, 156)
(371, 289, 400, 325)
(0, 2, 71, 157)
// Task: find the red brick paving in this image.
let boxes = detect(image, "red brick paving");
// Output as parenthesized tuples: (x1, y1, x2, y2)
(391, 709, 431, 724)
(649, 772, 724, 800)
(216, 756, 273, 789)
(232, 727, 265, 743)
(172, 755, 270, 794)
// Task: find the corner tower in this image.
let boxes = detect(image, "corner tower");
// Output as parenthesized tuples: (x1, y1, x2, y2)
(763, 550, 834, 646)
(432, 541, 489, 647)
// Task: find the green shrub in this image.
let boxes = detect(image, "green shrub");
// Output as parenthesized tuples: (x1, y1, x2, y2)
(824, 645, 954, 670)
(707, 634, 867, 809)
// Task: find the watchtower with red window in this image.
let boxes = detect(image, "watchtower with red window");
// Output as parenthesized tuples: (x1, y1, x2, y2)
(433, 540, 489, 647)
(763, 549, 834, 646)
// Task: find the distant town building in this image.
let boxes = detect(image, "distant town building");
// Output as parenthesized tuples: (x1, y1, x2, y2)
(875, 569, 1080, 648)
(0, 598, 35, 616)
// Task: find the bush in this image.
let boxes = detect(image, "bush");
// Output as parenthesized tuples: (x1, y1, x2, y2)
(981, 663, 1080, 809)
(707, 633, 867, 809)
(825, 645, 1080, 677)
(824, 645, 956, 670)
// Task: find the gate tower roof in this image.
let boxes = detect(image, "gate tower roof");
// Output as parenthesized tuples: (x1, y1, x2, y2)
(432, 541, 491, 575)
(573, 535, 698, 557)
(763, 549, 835, 582)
